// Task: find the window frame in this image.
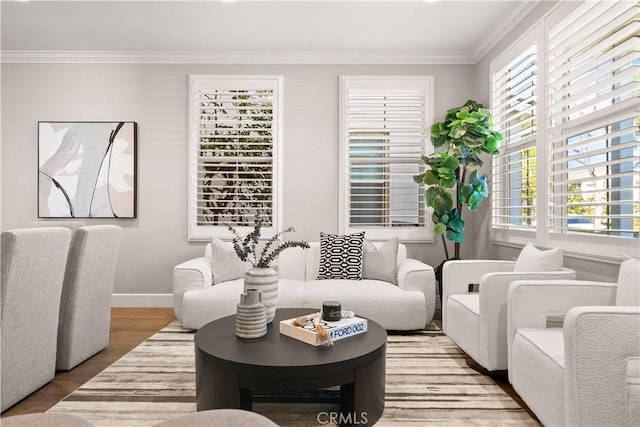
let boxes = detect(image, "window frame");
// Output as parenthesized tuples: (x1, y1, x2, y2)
(490, 27, 541, 239)
(489, 2, 640, 259)
(338, 75, 434, 242)
(187, 75, 284, 242)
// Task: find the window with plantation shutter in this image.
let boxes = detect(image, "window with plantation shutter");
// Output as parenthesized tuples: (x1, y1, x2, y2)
(188, 75, 283, 241)
(491, 38, 539, 232)
(490, 0, 639, 258)
(339, 76, 434, 241)
(546, 0, 639, 240)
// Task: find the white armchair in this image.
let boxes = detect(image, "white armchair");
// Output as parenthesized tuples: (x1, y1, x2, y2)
(27, 222, 123, 370)
(1, 227, 72, 411)
(56, 225, 122, 370)
(508, 258, 640, 426)
(442, 244, 576, 372)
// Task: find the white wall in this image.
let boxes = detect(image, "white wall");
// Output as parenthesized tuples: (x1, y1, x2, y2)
(473, 0, 621, 282)
(1, 63, 476, 301)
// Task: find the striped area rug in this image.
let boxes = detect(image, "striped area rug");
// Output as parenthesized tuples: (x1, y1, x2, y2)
(47, 322, 538, 426)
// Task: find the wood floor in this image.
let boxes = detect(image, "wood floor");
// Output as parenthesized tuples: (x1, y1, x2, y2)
(1, 308, 176, 418)
(2, 307, 534, 422)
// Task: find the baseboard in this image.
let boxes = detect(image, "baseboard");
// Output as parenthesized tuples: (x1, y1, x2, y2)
(111, 293, 173, 308)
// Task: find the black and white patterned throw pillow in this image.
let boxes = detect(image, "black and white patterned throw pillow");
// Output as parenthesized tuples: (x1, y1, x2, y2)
(317, 232, 365, 280)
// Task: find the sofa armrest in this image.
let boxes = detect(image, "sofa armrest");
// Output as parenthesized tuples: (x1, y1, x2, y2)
(564, 306, 640, 427)
(397, 258, 436, 324)
(507, 279, 617, 380)
(173, 257, 212, 323)
(397, 258, 434, 293)
(478, 268, 576, 371)
(441, 260, 515, 333)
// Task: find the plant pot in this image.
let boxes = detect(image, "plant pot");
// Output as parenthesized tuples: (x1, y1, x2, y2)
(243, 267, 278, 323)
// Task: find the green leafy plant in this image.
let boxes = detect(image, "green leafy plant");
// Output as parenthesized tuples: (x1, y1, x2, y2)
(227, 215, 310, 268)
(414, 100, 502, 260)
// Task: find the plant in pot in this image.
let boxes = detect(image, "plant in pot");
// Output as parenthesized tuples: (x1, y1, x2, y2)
(228, 215, 309, 323)
(413, 100, 502, 300)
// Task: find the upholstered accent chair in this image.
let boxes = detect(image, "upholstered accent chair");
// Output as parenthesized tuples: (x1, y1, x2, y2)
(1, 227, 72, 411)
(441, 244, 576, 372)
(508, 258, 640, 426)
(56, 225, 122, 370)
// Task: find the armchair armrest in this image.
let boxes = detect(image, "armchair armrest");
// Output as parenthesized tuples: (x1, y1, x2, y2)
(173, 257, 212, 322)
(442, 260, 515, 297)
(478, 268, 577, 371)
(507, 279, 617, 379)
(397, 258, 436, 323)
(564, 306, 640, 427)
(441, 260, 515, 333)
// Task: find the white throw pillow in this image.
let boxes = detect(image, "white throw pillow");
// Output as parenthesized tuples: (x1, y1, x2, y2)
(513, 242, 563, 272)
(363, 238, 399, 284)
(210, 237, 251, 284)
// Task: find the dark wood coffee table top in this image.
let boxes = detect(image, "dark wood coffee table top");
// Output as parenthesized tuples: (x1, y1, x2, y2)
(195, 308, 387, 368)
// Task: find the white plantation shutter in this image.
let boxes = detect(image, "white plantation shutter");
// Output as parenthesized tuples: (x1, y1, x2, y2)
(546, 1, 639, 238)
(188, 75, 283, 241)
(491, 40, 539, 231)
(339, 76, 433, 241)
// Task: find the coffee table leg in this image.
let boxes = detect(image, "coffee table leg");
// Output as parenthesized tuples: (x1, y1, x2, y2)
(353, 345, 386, 426)
(239, 387, 252, 410)
(339, 383, 356, 427)
(196, 350, 242, 411)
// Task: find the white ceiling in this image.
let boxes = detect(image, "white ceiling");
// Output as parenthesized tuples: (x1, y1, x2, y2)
(1, 0, 539, 63)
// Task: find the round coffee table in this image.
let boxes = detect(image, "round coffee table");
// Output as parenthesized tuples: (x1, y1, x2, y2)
(194, 308, 387, 426)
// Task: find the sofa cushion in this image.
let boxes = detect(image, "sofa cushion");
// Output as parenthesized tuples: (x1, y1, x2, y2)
(511, 328, 566, 427)
(317, 232, 365, 280)
(448, 293, 480, 315)
(363, 238, 398, 284)
(182, 278, 305, 330)
(445, 294, 481, 363)
(513, 242, 563, 272)
(275, 246, 307, 281)
(210, 237, 251, 285)
(301, 279, 427, 330)
(516, 328, 565, 368)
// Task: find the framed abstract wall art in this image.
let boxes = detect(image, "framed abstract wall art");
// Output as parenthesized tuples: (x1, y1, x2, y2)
(38, 121, 137, 218)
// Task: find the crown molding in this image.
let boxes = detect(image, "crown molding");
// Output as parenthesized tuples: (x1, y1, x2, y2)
(470, 0, 540, 63)
(0, 50, 475, 64)
(1, 1, 540, 66)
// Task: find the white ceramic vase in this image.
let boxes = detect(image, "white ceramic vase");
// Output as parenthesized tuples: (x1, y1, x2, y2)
(235, 289, 267, 339)
(243, 266, 278, 323)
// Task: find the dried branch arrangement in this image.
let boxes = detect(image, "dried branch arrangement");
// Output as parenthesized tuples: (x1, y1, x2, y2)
(227, 214, 309, 268)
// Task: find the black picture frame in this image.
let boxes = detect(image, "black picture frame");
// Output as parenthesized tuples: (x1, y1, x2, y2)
(38, 121, 137, 218)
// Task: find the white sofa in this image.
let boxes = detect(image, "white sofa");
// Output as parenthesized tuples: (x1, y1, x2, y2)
(173, 242, 436, 330)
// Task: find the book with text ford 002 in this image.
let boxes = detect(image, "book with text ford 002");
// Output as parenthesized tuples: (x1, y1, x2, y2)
(279, 314, 368, 346)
